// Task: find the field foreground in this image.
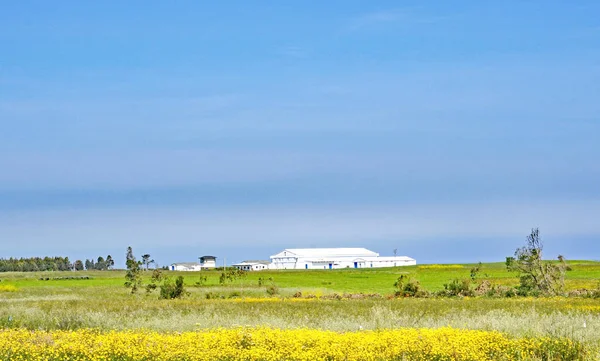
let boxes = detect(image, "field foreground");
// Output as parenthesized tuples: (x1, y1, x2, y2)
(1, 263, 600, 360)
(0, 327, 588, 361)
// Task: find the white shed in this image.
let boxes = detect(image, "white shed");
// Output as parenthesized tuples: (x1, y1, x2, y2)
(170, 262, 203, 271)
(232, 260, 270, 271)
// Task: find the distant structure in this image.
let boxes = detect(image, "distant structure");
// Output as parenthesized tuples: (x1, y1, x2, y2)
(170, 255, 217, 271)
(172, 249, 414, 272)
(199, 255, 217, 269)
(169, 262, 203, 271)
(232, 260, 271, 271)
(269, 248, 416, 270)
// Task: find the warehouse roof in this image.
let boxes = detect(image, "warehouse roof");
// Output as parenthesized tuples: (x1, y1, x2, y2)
(271, 248, 379, 259)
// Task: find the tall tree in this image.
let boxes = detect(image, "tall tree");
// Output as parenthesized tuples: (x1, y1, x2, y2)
(106, 255, 114, 270)
(74, 260, 84, 271)
(124, 247, 142, 293)
(95, 256, 107, 270)
(84, 259, 94, 270)
(142, 254, 154, 270)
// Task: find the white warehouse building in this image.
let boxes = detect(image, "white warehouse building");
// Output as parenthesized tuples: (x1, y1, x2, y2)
(269, 248, 416, 270)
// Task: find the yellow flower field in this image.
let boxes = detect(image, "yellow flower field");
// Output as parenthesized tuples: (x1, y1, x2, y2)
(0, 285, 18, 293)
(0, 327, 587, 361)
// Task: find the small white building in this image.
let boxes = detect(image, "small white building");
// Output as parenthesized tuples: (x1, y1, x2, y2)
(270, 248, 416, 270)
(170, 262, 203, 271)
(232, 260, 270, 271)
(199, 256, 217, 269)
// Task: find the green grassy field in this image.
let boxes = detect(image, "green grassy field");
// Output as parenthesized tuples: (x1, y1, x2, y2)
(3, 260, 599, 294)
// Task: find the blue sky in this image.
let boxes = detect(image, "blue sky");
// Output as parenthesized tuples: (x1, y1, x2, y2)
(1, 1, 599, 267)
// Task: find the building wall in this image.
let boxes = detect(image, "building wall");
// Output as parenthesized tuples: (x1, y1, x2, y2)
(233, 263, 269, 271)
(200, 260, 216, 268)
(170, 264, 203, 271)
(270, 256, 416, 270)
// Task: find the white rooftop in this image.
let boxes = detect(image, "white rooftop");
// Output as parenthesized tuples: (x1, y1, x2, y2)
(370, 256, 416, 261)
(271, 248, 379, 259)
(171, 262, 200, 266)
(233, 260, 271, 266)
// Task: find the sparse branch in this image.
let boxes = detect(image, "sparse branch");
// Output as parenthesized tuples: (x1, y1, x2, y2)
(506, 228, 568, 296)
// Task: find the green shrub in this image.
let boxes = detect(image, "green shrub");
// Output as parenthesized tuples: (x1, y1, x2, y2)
(219, 269, 247, 285)
(159, 276, 185, 299)
(437, 278, 475, 297)
(145, 269, 164, 293)
(394, 275, 429, 298)
(266, 285, 279, 296)
(195, 275, 208, 287)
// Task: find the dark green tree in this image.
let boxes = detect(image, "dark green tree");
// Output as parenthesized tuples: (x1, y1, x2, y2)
(95, 256, 107, 270)
(84, 259, 94, 270)
(73, 260, 84, 271)
(106, 255, 115, 269)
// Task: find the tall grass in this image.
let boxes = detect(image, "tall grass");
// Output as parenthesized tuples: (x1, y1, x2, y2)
(1, 288, 599, 345)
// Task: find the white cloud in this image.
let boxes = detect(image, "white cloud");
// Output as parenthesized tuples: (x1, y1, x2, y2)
(346, 8, 445, 31)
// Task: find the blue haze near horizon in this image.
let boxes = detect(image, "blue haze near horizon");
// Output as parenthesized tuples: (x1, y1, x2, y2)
(1, 1, 600, 267)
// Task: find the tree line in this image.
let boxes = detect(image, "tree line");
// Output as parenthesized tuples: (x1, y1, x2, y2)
(0, 255, 114, 272)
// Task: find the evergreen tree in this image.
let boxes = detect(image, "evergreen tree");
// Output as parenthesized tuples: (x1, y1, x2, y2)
(124, 247, 142, 293)
(106, 255, 114, 270)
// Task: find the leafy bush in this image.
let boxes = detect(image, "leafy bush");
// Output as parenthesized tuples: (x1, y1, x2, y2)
(195, 276, 208, 287)
(145, 269, 164, 293)
(437, 278, 474, 297)
(219, 269, 247, 285)
(506, 228, 568, 296)
(266, 285, 279, 296)
(159, 276, 186, 299)
(393, 275, 429, 298)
